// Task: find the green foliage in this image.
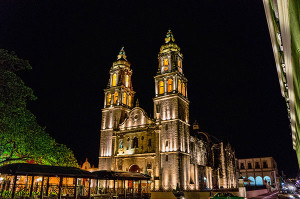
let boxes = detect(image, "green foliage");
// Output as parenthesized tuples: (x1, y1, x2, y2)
(0, 49, 78, 167)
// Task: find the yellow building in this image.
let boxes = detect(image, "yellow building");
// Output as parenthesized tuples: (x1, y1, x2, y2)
(98, 30, 237, 190)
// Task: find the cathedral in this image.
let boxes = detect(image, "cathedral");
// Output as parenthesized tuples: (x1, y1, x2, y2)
(98, 30, 237, 190)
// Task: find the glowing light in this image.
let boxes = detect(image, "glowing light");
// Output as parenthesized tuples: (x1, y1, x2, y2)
(164, 59, 168, 66)
(159, 81, 164, 94)
(168, 79, 173, 92)
(125, 75, 129, 87)
(112, 73, 117, 86)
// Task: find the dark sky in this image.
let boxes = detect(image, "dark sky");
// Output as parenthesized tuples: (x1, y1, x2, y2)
(0, 0, 298, 177)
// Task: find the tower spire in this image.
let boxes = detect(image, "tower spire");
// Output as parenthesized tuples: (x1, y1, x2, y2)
(165, 29, 175, 43)
(117, 46, 127, 61)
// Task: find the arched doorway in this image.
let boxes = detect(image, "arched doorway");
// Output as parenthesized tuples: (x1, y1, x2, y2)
(248, 177, 255, 186)
(255, 176, 263, 186)
(264, 176, 271, 185)
(129, 164, 140, 173)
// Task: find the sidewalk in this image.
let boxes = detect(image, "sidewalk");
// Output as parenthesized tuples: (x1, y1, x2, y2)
(249, 191, 278, 199)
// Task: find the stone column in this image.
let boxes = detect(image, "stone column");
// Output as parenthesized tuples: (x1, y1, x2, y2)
(116, 71, 119, 86)
(172, 76, 175, 93)
(175, 75, 178, 92)
(110, 73, 113, 87)
(185, 83, 188, 98)
(104, 93, 107, 107)
(117, 91, 120, 105)
(155, 79, 158, 96)
(164, 77, 167, 95)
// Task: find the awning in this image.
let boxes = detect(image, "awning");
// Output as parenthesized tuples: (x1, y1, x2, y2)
(0, 163, 151, 180)
(93, 170, 151, 180)
(0, 163, 95, 178)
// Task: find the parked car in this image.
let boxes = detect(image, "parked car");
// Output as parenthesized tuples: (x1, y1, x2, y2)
(210, 192, 246, 199)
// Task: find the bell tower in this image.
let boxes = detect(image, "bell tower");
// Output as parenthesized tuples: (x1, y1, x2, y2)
(153, 30, 190, 189)
(99, 47, 135, 170)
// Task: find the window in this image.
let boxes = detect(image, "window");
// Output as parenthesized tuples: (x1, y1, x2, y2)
(166, 141, 169, 147)
(248, 163, 252, 169)
(132, 137, 138, 148)
(129, 95, 132, 107)
(166, 155, 168, 161)
(112, 73, 117, 86)
(240, 163, 245, 169)
(123, 93, 127, 105)
(119, 140, 123, 149)
(125, 75, 129, 87)
(178, 80, 182, 93)
(168, 79, 173, 92)
(148, 139, 152, 147)
(114, 92, 118, 104)
(159, 81, 164, 94)
(118, 164, 122, 170)
(178, 60, 181, 67)
(164, 66, 168, 71)
(147, 163, 152, 169)
(164, 59, 168, 66)
(263, 161, 268, 168)
(165, 124, 168, 130)
(182, 83, 186, 96)
(107, 93, 112, 105)
(255, 162, 260, 169)
(190, 142, 194, 152)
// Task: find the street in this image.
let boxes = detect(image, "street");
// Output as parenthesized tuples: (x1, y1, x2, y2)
(250, 191, 279, 199)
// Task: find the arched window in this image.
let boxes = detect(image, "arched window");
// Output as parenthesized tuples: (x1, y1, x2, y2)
(264, 176, 271, 185)
(159, 81, 164, 94)
(168, 79, 173, 92)
(255, 176, 263, 186)
(164, 59, 168, 66)
(182, 83, 186, 96)
(248, 177, 255, 186)
(123, 93, 127, 105)
(178, 60, 182, 73)
(125, 75, 129, 87)
(107, 93, 111, 105)
(178, 80, 182, 93)
(132, 137, 138, 148)
(112, 73, 117, 86)
(129, 95, 132, 107)
(114, 92, 118, 104)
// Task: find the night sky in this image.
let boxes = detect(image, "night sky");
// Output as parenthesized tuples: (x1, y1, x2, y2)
(0, 0, 298, 177)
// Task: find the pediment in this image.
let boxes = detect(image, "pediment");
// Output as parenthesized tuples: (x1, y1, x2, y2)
(119, 107, 154, 129)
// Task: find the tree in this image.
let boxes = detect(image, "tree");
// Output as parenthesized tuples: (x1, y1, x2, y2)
(0, 49, 78, 167)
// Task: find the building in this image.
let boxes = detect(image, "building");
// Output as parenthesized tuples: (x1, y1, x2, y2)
(238, 157, 279, 188)
(81, 158, 99, 172)
(262, 0, 300, 165)
(98, 30, 237, 190)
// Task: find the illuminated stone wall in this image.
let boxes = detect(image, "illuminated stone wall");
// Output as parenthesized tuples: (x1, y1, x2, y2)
(98, 31, 238, 191)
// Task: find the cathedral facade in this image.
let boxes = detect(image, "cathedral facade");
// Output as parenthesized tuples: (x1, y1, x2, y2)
(98, 30, 237, 190)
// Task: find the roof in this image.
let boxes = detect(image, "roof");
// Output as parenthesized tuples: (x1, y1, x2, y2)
(0, 164, 151, 180)
(93, 170, 151, 180)
(0, 163, 95, 178)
